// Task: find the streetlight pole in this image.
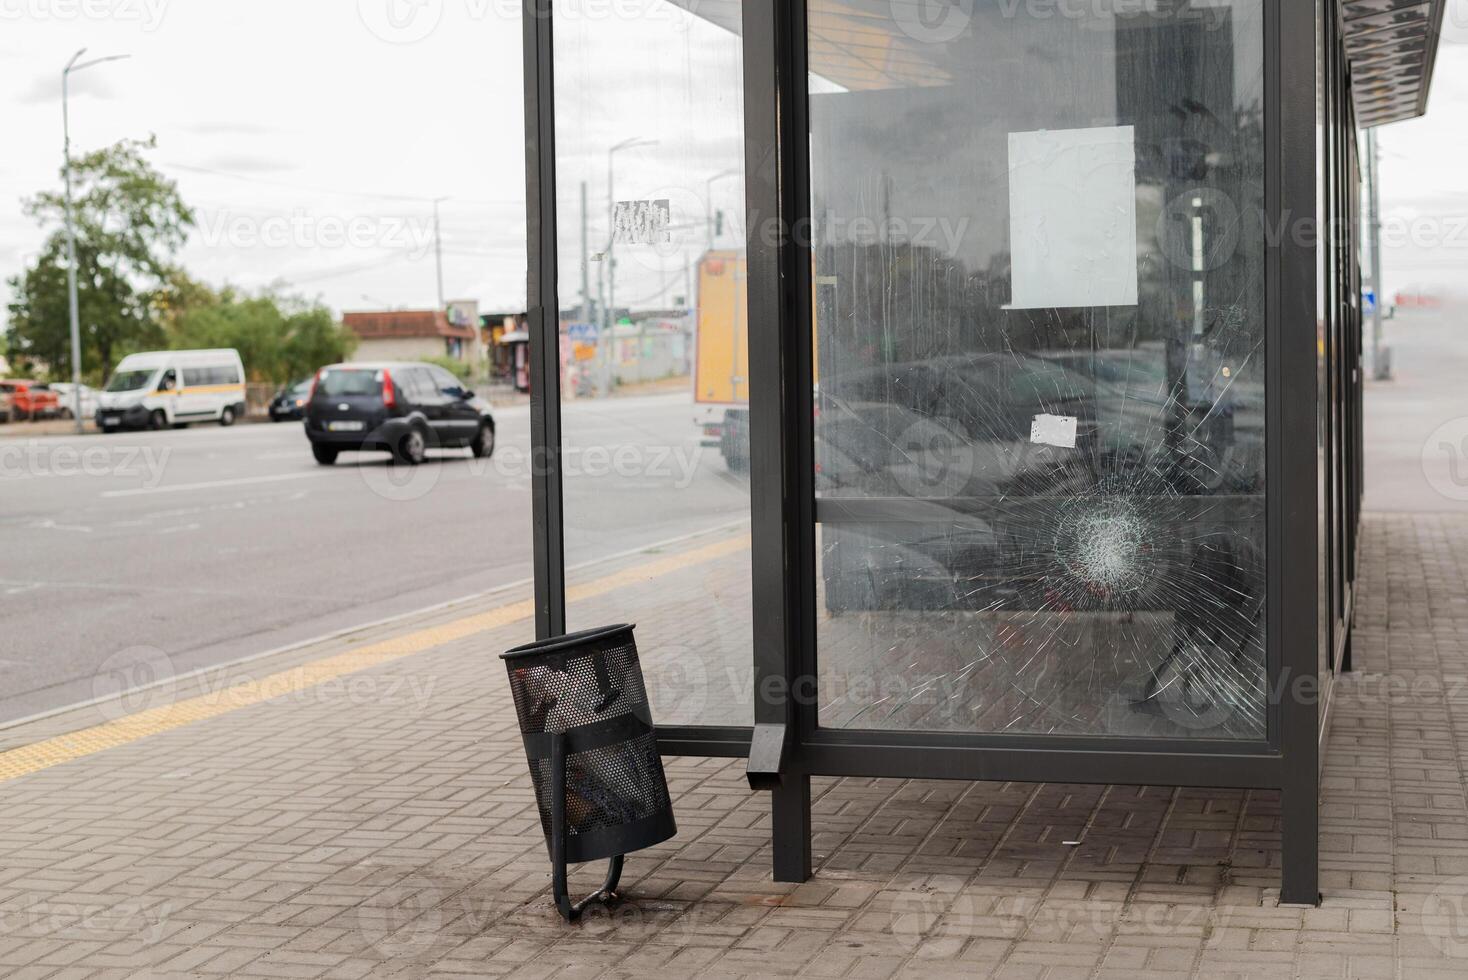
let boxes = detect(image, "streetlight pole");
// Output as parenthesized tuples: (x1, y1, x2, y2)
(432, 196, 450, 312)
(62, 48, 129, 434)
(602, 137, 657, 397)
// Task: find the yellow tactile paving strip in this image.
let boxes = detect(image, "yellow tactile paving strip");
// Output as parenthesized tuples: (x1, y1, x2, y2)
(0, 533, 750, 784)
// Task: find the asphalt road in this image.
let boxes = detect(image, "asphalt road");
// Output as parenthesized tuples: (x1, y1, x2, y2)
(0, 392, 748, 723)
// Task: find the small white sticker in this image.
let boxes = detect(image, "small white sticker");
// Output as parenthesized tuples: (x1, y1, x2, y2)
(612, 199, 671, 245)
(1030, 414, 1078, 449)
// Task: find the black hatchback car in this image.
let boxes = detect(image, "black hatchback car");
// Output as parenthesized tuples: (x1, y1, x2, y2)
(268, 378, 313, 422)
(303, 362, 495, 466)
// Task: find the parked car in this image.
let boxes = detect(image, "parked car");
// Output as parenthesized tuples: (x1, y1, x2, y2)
(97, 349, 246, 430)
(303, 362, 496, 466)
(0, 380, 61, 421)
(268, 378, 313, 422)
(48, 382, 100, 421)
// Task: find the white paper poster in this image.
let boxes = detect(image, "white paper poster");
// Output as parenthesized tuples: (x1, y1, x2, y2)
(1030, 413, 1079, 449)
(1007, 126, 1138, 310)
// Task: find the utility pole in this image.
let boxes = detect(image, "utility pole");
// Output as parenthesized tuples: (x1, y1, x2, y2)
(433, 196, 449, 311)
(580, 181, 590, 325)
(1366, 129, 1389, 381)
(604, 155, 618, 397)
(62, 48, 129, 434)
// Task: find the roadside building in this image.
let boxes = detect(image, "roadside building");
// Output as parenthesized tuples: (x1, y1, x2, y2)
(481, 311, 530, 386)
(341, 309, 478, 365)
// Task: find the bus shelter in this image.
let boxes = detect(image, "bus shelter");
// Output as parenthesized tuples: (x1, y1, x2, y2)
(521, 0, 1445, 905)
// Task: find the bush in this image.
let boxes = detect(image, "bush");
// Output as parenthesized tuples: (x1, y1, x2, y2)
(422, 355, 478, 383)
(165, 286, 357, 385)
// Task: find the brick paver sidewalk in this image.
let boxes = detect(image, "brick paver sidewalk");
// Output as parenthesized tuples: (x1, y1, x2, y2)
(1, 513, 1466, 978)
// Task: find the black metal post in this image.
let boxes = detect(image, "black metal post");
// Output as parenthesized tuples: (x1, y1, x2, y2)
(772, 773, 812, 882)
(742, 0, 815, 882)
(523, 0, 567, 639)
(1276, 0, 1320, 907)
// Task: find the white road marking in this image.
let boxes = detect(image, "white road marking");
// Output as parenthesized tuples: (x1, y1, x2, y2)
(31, 519, 93, 533)
(101, 471, 330, 498)
(2, 467, 155, 484)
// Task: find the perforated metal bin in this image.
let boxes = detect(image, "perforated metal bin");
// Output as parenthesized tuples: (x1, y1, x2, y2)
(502, 624, 676, 920)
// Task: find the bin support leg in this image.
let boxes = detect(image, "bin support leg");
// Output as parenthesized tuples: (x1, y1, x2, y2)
(549, 732, 624, 921)
(771, 774, 812, 883)
(1279, 781, 1319, 907)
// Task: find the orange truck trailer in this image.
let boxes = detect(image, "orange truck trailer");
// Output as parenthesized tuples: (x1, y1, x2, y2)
(693, 250, 750, 470)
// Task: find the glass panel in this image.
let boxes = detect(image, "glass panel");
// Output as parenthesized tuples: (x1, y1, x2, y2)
(552, 0, 752, 726)
(810, 2, 1268, 738)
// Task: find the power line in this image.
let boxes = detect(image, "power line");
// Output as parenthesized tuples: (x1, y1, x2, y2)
(162, 161, 517, 209)
(275, 251, 415, 286)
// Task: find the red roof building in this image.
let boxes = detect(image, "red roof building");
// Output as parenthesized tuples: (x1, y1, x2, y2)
(342, 310, 478, 364)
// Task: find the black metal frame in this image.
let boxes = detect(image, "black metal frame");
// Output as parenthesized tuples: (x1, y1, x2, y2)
(523, 0, 566, 640)
(520, 0, 1375, 907)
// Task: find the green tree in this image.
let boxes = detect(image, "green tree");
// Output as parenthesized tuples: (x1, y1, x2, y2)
(168, 287, 356, 385)
(5, 136, 192, 380)
(279, 302, 358, 383)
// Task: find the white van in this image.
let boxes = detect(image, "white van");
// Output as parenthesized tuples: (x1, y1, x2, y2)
(97, 349, 247, 430)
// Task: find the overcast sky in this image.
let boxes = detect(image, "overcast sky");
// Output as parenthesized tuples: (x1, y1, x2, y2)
(1373, 13, 1468, 300)
(2, 0, 1466, 326)
(1, 0, 530, 320)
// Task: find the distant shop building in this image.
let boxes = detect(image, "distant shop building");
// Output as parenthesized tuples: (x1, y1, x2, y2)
(482, 311, 530, 388)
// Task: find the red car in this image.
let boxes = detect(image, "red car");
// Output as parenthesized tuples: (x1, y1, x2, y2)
(0, 380, 60, 421)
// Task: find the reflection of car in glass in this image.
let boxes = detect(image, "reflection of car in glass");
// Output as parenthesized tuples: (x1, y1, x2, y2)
(817, 354, 1100, 500)
(0, 380, 61, 421)
(1038, 348, 1264, 494)
(816, 352, 1264, 635)
(304, 362, 496, 466)
(269, 378, 313, 422)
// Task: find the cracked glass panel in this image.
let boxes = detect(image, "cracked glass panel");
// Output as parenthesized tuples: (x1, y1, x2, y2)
(810, 1, 1267, 738)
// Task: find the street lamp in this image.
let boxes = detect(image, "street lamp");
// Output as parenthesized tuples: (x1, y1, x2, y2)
(62, 48, 130, 434)
(432, 196, 450, 312)
(601, 137, 658, 397)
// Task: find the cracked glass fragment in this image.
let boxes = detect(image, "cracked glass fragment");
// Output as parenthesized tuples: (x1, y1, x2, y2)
(809, 1, 1267, 740)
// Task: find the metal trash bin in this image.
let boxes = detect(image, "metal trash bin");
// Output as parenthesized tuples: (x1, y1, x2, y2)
(501, 623, 677, 920)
